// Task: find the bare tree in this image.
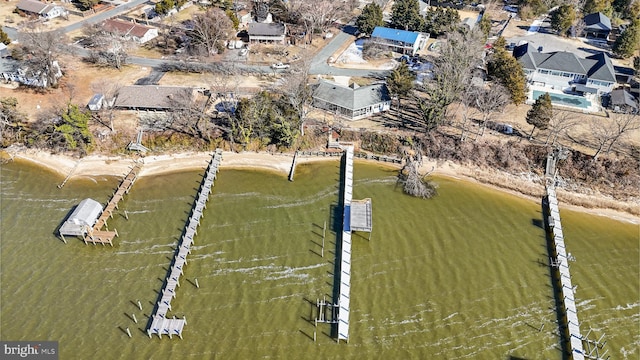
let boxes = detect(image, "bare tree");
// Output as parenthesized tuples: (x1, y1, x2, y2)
(545, 110, 577, 145)
(90, 79, 123, 131)
(17, 24, 67, 88)
(416, 29, 486, 130)
(83, 22, 135, 69)
(397, 147, 437, 199)
(571, 18, 586, 38)
(279, 52, 313, 136)
(292, 0, 346, 44)
(165, 88, 212, 141)
(590, 113, 640, 159)
(472, 83, 510, 141)
(189, 8, 234, 56)
(209, 68, 243, 149)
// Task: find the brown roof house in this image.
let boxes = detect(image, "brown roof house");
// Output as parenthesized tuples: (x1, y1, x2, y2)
(248, 23, 286, 44)
(103, 19, 159, 44)
(16, 0, 68, 20)
(114, 85, 205, 111)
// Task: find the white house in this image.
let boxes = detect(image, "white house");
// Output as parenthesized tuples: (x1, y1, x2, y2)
(16, 0, 68, 20)
(370, 26, 428, 56)
(103, 19, 159, 44)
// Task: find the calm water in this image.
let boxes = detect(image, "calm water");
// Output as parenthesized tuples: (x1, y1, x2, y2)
(1, 159, 638, 359)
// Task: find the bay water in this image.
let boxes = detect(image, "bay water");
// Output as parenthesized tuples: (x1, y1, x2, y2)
(1, 159, 637, 359)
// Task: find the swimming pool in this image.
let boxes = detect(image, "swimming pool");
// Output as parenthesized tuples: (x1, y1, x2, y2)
(532, 90, 592, 109)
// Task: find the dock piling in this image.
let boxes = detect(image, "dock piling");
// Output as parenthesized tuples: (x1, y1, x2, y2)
(132, 314, 138, 324)
(195, 278, 199, 288)
(126, 327, 132, 338)
(137, 300, 142, 311)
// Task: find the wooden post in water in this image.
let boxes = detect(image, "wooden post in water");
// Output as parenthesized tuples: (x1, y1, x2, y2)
(137, 300, 142, 311)
(313, 330, 316, 342)
(183, 315, 187, 325)
(132, 314, 137, 323)
(126, 327, 132, 338)
(322, 221, 326, 257)
(60, 234, 67, 244)
(124, 210, 129, 220)
(195, 278, 199, 288)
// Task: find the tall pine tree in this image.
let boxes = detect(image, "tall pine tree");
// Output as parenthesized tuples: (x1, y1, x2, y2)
(390, 0, 424, 31)
(526, 92, 553, 139)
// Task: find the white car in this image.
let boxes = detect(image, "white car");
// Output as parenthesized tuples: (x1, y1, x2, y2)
(271, 62, 290, 69)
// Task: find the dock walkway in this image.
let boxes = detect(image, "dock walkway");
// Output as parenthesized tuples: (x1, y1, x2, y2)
(546, 186, 585, 360)
(84, 161, 143, 246)
(146, 149, 223, 339)
(337, 146, 354, 343)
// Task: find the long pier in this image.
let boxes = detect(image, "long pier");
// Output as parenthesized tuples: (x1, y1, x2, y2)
(84, 161, 143, 246)
(545, 185, 585, 360)
(337, 146, 354, 343)
(146, 149, 222, 339)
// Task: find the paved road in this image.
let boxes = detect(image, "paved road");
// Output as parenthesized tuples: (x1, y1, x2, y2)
(309, 26, 390, 78)
(2, 12, 387, 79)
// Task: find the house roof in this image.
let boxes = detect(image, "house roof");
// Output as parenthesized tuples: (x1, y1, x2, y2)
(248, 23, 285, 36)
(610, 89, 638, 108)
(313, 80, 391, 111)
(114, 85, 196, 109)
(371, 27, 420, 45)
(536, 51, 587, 74)
(583, 12, 611, 31)
(513, 43, 615, 82)
(16, 0, 54, 14)
(103, 19, 155, 38)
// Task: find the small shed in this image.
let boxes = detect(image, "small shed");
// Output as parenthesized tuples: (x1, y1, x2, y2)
(87, 93, 105, 111)
(59, 198, 103, 237)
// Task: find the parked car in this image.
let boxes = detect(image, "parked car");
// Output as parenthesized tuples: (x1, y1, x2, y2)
(271, 62, 290, 69)
(239, 48, 248, 56)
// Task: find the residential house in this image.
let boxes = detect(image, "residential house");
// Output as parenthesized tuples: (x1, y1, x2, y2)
(103, 19, 159, 44)
(370, 26, 428, 56)
(513, 43, 616, 95)
(582, 12, 611, 40)
(312, 80, 391, 120)
(16, 0, 68, 20)
(248, 23, 286, 44)
(114, 85, 199, 111)
(608, 89, 638, 113)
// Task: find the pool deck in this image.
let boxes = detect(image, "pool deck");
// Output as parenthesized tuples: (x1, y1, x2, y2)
(528, 87, 600, 113)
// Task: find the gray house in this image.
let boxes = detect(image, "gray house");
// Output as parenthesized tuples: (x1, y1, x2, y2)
(312, 80, 391, 120)
(513, 43, 616, 95)
(582, 12, 612, 40)
(248, 23, 286, 44)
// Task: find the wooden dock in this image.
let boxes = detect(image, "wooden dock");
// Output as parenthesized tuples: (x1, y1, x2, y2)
(147, 149, 223, 339)
(545, 186, 585, 360)
(84, 162, 143, 246)
(337, 146, 354, 343)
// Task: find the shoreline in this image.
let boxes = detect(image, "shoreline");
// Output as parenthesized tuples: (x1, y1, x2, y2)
(2, 148, 638, 225)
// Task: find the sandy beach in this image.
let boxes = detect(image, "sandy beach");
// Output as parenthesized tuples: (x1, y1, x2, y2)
(2, 148, 638, 225)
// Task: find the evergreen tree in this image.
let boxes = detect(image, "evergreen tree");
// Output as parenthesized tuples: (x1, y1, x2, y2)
(423, 7, 460, 36)
(613, 19, 640, 58)
(526, 92, 552, 139)
(356, 3, 384, 35)
(478, 14, 491, 38)
(582, 0, 612, 16)
(0, 28, 11, 45)
(386, 62, 415, 119)
(55, 104, 93, 151)
(155, 0, 175, 15)
(487, 40, 527, 105)
(549, 5, 576, 36)
(390, 0, 424, 32)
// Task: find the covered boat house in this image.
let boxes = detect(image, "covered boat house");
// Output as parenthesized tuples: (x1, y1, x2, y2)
(59, 198, 103, 240)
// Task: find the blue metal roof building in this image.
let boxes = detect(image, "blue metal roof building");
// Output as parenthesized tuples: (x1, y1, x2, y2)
(370, 26, 427, 55)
